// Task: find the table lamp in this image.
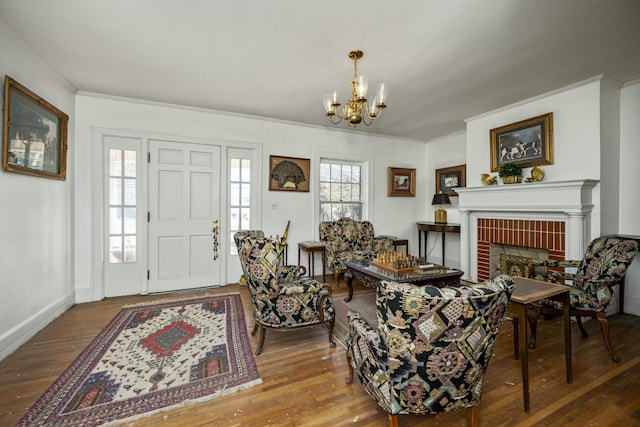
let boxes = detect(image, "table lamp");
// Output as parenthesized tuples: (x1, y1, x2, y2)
(432, 192, 450, 223)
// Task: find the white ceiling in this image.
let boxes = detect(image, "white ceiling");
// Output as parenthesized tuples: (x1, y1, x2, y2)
(2, 0, 640, 141)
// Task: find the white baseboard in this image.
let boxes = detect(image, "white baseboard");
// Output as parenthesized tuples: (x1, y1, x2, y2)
(623, 296, 640, 316)
(0, 292, 75, 362)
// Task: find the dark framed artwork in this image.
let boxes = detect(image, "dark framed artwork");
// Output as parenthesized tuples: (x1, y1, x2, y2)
(490, 112, 553, 172)
(2, 76, 69, 180)
(435, 164, 466, 196)
(387, 167, 416, 197)
(269, 155, 310, 192)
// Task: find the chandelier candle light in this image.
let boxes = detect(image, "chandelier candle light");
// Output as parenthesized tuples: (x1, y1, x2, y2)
(323, 50, 389, 127)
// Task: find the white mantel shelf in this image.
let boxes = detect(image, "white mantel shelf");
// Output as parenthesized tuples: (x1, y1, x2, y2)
(456, 179, 600, 213)
(456, 179, 600, 282)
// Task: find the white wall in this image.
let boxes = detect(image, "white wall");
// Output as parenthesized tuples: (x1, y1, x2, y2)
(0, 23, 76, 360)
(619, 81, 640, 315)
(465, 78, 603, 238)
(423, 131, 466, 267)
(74, 94, 427, 301)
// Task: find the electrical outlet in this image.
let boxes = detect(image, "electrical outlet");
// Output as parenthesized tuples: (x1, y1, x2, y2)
(271, 201, 278, 210)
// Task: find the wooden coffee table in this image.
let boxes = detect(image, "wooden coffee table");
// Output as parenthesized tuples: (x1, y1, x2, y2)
(344, 261, 463, 302)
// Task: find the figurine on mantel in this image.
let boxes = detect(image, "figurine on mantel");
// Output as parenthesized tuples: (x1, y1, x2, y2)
(481, 173, 498, 186)
(525, 165, 545, 183)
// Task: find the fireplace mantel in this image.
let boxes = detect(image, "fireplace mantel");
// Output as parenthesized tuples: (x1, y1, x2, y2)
(456, 179, 600, 281)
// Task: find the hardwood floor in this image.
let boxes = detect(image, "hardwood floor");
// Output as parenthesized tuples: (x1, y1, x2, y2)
(1, 279, 640, 426)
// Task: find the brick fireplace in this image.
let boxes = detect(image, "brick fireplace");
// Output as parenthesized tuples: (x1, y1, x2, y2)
(477, 218, 565, 282)
(456, 179, 599, 282)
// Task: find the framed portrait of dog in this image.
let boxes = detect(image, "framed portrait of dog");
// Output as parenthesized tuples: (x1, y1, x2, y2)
(490, 112, 553, 172)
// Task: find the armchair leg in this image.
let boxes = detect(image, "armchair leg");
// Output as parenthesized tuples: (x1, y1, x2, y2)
(328, 318, 336, 348)
(255, 325, 266, 356)
(345, 349, 354, 384)
(251, 323, 259, 336)
(388, 414, 399, 427)
(596, 312, 621, 363)
(576, 316, 589, 338)
(467, 406, 479, 427)
(333, 269, 340, 286)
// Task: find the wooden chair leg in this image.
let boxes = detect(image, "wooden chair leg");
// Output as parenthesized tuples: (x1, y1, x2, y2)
(388, 414, 399, 427)
(467, 406, 479, 427)
(255, 325, 266, 356)
(345, 349, 354, 383)
(333, 269, 340, 286)
(596, 312, 621, 362)
(328, 318, 336, 348)
(576, 316, 589, 338)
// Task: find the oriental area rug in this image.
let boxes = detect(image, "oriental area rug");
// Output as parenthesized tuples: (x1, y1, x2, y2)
(17, 293, 261, 426)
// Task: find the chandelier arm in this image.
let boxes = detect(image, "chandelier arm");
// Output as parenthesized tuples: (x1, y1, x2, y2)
(328, 114, 343, 125)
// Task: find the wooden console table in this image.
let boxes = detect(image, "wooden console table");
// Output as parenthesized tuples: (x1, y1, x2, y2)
(416, 222, 460, 265)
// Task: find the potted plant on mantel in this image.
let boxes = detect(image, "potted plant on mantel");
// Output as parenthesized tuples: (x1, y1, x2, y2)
(499, 162, 523, 184)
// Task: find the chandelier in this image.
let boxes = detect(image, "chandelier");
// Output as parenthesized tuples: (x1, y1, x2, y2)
(322, 50, 389, 127)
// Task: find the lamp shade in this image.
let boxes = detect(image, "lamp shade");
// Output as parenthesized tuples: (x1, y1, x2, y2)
(432, 193, 451, 205)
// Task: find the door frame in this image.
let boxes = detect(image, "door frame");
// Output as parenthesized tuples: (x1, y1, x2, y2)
(91, 127, 261, 301)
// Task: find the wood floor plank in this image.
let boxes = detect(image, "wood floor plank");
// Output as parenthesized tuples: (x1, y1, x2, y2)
(1, 280, 640, 426)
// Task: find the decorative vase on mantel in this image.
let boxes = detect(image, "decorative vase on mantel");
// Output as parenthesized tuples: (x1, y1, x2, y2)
(498, 162, 523, 185)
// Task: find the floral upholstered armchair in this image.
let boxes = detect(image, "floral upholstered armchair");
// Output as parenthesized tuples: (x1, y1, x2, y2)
(234, 231, 336, 355)
(526, 236, 638, 362)
(346, 276, 515, 427)
(319, 217, 393, 285)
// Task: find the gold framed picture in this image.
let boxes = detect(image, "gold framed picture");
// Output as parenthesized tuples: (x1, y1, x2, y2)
(2, 76, 69, 180)
(388, 167, 416, 197)
(490, 112, 553, 172)
(435, 164, 466, 196)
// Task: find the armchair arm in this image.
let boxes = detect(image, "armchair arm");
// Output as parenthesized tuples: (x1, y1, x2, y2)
(347, 311, 388, 366)
(276, 264, 306, 282)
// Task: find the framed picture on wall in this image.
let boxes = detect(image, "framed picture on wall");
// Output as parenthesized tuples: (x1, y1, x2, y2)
(490, 112, 554, 172)
(269, 155, 310, 192)
(387, 167, 416, 197)
(2, 76, 69, 180)
(435, 164, 466, 196)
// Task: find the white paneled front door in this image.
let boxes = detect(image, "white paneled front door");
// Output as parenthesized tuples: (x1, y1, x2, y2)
(148, 139, 222, 293)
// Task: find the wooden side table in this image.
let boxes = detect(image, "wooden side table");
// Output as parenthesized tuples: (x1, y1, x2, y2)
(416, 221, 460, 264)
(298, 241, 326, 283)
(509, 277, 572, 412)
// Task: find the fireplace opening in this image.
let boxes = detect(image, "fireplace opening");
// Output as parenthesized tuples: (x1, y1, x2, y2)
(490, 244, 548, 279)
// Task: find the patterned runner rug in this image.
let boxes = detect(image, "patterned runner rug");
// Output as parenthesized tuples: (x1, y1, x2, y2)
(17, 293, 261, 426)
(333, 290, 377, 349)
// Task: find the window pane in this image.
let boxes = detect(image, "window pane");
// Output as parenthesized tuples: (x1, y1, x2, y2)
(124, 179, 136, 205)
(342, 165, 352, 183)
(319, 182, 330, 202)
(330, 164, 341, 181)
(241, 184, 250, 206)
(230, 208, 239, 230)
(230, 183, 240, 205)
(351, 184, 361, 201)
(230, 158, 240, 181)
(331, 204, 343, 220)
(341, 183, 352, 201)
(123, 208, 136, 234)
(330, 183, 341, 201)
(241, 159, 251, 182)
(109, 149, 122, 176)
(109, 207, 122, 234)
(124, 236, 136, 263)
(109, 178, 122, 205)
(352, 166, 361, 183)
(109, 236, 122, 263)
(320, 163, 330, 182)
(240, 208, 250, 229)
(124, 151, 136, 177)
